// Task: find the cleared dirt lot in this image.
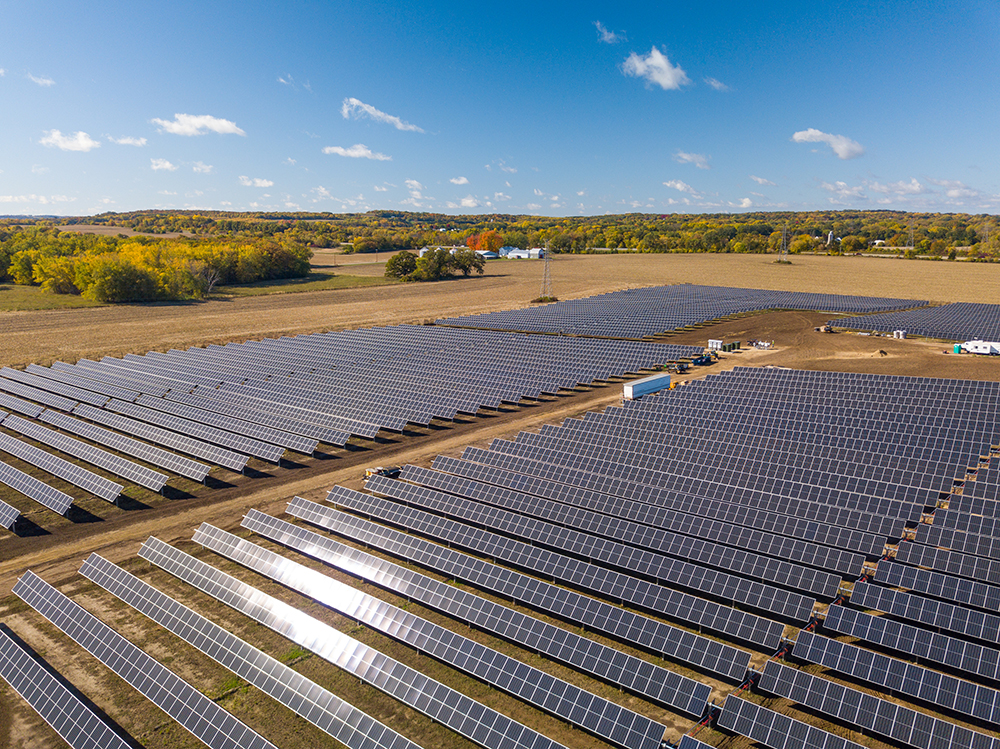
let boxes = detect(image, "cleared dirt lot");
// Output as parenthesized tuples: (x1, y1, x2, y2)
(4, 253, 1000, 368)
(2, 253, 1000, 749)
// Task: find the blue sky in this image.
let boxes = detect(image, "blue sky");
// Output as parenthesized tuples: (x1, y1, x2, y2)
(2, 0, 998, 216)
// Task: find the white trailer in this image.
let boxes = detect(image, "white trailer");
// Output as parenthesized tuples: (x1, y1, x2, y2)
(708, 339, 724, 351)
(623, 372, 671, 400)
(962, 340, 1000, 355)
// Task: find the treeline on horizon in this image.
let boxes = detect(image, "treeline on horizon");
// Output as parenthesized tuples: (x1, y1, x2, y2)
(0, 226, 311, 302)
(32, 207, 1000, 255)
(3, 208, 999, 303)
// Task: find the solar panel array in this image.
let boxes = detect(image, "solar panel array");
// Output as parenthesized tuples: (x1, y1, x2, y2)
(436, 283, 927, 338)
(834, 301, 1000, 342)
(192, 522, 668, 749)
(0, 624, 133, 749)
(270, 364, 1000, 748)
(137, 536, 576, 749)
(79, 552, 424, 749)
(12, 570, 279, 749)
(240, 508, 711, 716)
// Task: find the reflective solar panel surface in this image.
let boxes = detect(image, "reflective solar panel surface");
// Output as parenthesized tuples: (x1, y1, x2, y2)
(12, 570, 279, 749)
(0, 624, 133, 749)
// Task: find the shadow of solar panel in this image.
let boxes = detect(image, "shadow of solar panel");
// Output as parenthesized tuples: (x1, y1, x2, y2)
(3, 414, 168, 492)
(716, 693, 867, 749)
(194, 523, 668, 749)
(792, 629, 1000, 726)
(135, 538, 573, 749)
(758, 660, 998, 749)
(286, 497, 753, 681)
(0, 458, 74, 514)
(0, 432, 122, 502)
(12, 570, 278, 749)
(365, 474, 817, 621)
(78, 554, 421, 749)
(0, 625, 133, 749)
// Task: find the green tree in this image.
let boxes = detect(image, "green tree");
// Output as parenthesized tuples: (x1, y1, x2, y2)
(451, 248, 486, 276)
(410, 248, 454, 281)
(384, 250, 417, 279)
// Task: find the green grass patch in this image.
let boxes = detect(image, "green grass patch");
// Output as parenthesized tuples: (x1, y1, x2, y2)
(0, 283, 105, 311)
(211, 272, 397, 298)
(280, 646, 311, 664)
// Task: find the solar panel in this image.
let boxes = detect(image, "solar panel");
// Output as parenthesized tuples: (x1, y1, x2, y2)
(824, 603, 1000, 682)
(3, 413, 168, 492)
(0, 391, 45, 418)
(78, 553, 422, 749)
(38, 409, 210, 482)
(193, 523, 669, 749)
(327, 484, 788, 647)
(0, 432, 122, 502)
(0, 376, 78, 412)
(0, 367, 109, 407)
(286, 497, 754, 681)
(12, 570, 279, 749)
(0, 624, 133, 749)
(136, 537, 575, 749)
(0, 458, 74, 515)
(874, 560, 1000, 613)
(240, 509, 711, 716)
(716, 693, 867, 749)
(0, 496, 18, 529)
(71, 403, 248, 472)
(758, 659, 999, 749)
(792, 629, 1000, 726)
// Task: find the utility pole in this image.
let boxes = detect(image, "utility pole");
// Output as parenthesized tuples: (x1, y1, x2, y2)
(539, 245, 552, 300)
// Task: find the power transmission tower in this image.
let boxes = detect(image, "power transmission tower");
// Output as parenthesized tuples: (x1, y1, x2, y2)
(539, 250, 552, 299)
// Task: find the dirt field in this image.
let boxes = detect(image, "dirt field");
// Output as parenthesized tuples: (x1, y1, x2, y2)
(2, 253, 1000, 749)
(4, 253, 1000, 368)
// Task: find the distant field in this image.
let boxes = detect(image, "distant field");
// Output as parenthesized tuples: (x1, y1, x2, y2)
(3, 252, 1000, 368)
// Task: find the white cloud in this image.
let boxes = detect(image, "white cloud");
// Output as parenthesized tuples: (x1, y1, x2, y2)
(750, 175, 776, 186)
(866, 178, 925, 195)
(107, 135, 147, 146)
(40, 129, 100, 152)
(322, 143, 391, 160)
(341, 97, 424, 132)
(284, 157, 297, 165)
(405, 179, 424, 192)
(28, 73, 55, 87)
(663, 179, 698, 194)
(460, 195, 480, 208)
(792, 128, 865, 159)
(278, 74, 293, 85)
(450, 176, 469, 185)
(622, 47, 690, 91)
(151, 158, 177, 171)
(820, 180, 866, 199)
(735, 198, 753, 208)
(239, 175, 273, 187)
(927, 178, 979, 199)
(525, 203, 541, 210)
(311, 186, 333, 201)
(31, 165, 49, 174)
(0, 194, 74, 205)
(594, 21, 623, 43)
(0, 69, 5, 76)
(151, 113, 246, 136)
(704, 77, 729, 91)
(374, 185, 388, 192)
(192, 161, 213, 173)
(674, 151, 710, 170)
(494, 192, 511, 201)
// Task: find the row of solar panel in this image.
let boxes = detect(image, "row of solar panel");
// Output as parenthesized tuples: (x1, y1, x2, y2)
(834, 301, 1000, 342)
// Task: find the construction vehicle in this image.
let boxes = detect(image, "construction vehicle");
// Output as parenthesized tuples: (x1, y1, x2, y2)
(365, 466, 401, 479)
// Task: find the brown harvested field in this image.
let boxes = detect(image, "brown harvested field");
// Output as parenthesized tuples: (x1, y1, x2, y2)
(4, 252, 1000, 368)
(2, 253, 1000, 749)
